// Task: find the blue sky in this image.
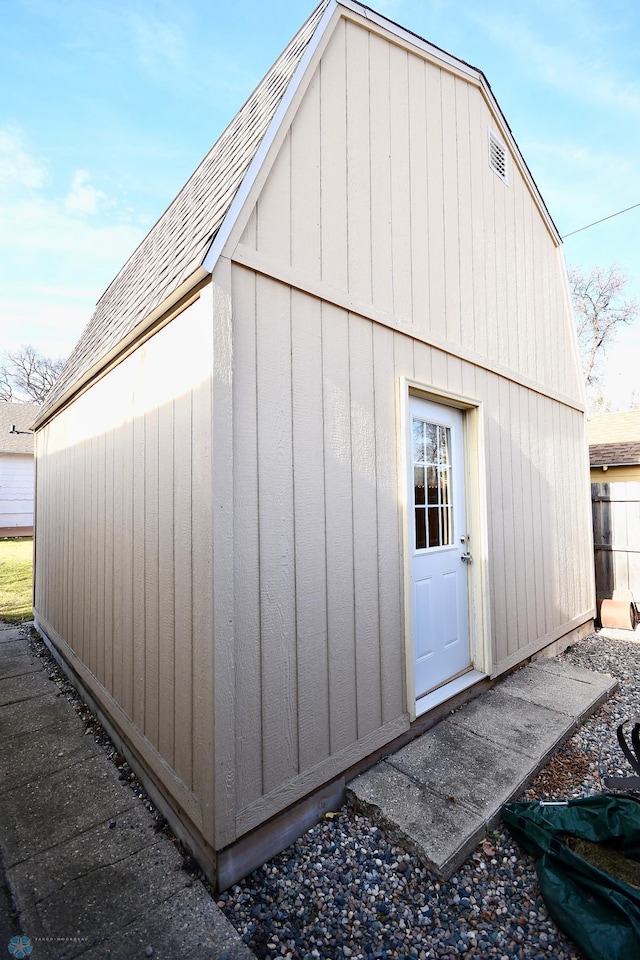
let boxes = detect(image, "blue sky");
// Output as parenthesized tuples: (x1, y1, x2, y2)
(2, 0, 639, 406)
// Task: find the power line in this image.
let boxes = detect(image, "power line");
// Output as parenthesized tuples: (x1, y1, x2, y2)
(562, 201, 640, 239)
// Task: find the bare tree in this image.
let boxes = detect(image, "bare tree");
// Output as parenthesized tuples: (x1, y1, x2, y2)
(569, 264, 639, 387)
(0, 345, 66, 403)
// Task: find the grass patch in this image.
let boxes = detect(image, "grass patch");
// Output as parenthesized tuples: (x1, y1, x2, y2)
(0, 538, 33, 623)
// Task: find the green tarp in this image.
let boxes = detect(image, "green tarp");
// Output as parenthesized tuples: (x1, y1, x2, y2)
(503, 794, 640, 960)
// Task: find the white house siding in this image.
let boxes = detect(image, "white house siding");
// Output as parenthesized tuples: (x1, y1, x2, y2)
(34, 291, 216, 841)
(0, 454, 35, 533)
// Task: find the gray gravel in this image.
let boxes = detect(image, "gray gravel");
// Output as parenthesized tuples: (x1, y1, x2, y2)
(217, 631, 640, 960)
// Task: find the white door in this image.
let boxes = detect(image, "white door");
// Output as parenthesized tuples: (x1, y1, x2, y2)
(409, 396, 471, 699)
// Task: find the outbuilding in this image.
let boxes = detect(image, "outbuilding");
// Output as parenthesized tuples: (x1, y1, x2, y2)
(33, 0, 595, 889)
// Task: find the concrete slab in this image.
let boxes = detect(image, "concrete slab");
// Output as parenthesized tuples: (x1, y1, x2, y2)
(77, 886, 256, 960)
(0, 627, 255, 960)
(529, 656, 616, 693)
(8, 806, 164, 905)
(449, 688, 574, 759)
(0, 644, 42, 678)
(348, 661, 618, 880)
(0, 670, 57, 706)
(0, 720, 103, 796)
(31, 844, 191, 958)
(386, 720, 534, 817)
(348, 762, 487, 879)
(0, 626, 24, 643)
(0, 689, 76, 739)
(0, 755, 138, 867)
(498, 660, 614, 717)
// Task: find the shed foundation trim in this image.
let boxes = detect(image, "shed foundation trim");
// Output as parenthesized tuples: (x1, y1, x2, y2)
(235, 713, 411, 838)
(33, 611, 204, 833)
(494, 612, 595, 676)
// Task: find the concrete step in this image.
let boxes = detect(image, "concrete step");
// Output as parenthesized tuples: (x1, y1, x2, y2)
(347, 659, 618, 880)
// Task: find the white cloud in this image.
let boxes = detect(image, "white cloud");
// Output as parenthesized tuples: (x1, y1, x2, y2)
(0, 125, 147, 356)
(65, 169, 107, 215)
(128, 11, 188, 72)
(0, 127, 47, 191)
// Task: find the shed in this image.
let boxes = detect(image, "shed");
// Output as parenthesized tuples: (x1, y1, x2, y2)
(0, 402, 38, 537)
(32, 0, 595, 890)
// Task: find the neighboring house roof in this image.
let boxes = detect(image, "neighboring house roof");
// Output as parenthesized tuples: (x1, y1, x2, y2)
(588, 410, 640, 467)
(0, 402, 39, 454)
(35, 0, 560, 429)
(589, 442, 640, 468)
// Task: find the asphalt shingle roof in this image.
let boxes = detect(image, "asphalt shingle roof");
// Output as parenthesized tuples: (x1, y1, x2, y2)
(589, 441, 640, 468)
(38, 0, 331, 423)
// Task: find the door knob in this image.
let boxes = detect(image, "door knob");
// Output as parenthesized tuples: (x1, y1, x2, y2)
(461, 552, 473, 563)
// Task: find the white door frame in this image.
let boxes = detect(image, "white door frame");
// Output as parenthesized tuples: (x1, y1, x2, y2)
(399, 379, 492, 720)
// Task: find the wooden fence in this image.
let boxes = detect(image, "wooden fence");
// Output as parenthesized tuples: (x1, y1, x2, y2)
(591, 481, 640, 601)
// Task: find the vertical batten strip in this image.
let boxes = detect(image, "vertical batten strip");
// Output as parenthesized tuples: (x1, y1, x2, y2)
(158, 398, 176, 768)
(191, 287, 215, 841)
(144, 404, 160, 750)
(349, 313, 382, 738)
(345, 20, 372, 304)
(291, 290, 331, 770)
(173, 386, 194, 790)
(233, 266, 263, 807)
(256, 275, 299, 794)
(373, 323, 404, 723)
(322, 302, 357, 753)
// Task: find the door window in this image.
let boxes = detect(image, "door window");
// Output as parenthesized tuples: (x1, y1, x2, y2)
(412, 418, 453, 550)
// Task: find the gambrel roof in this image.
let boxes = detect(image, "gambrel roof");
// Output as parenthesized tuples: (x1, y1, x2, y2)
(36, 0, 558, 427)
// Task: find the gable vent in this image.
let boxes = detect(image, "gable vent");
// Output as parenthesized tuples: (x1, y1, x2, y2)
(488, 130, 508, 184)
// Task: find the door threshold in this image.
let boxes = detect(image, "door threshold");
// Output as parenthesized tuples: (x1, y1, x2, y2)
(416, 669, 487, 718)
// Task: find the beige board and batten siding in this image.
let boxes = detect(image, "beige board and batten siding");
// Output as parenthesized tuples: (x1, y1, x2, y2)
(223, 11, 592, 824)
(34, 291, 215, 843)
(233, 16, 583, 408)
(228, 264, 594, 829)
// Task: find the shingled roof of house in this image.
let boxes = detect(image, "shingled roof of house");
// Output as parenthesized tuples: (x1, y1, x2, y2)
(37, 0, 332, 423)
(589, 441, 640, 467)
(588, 410, 640, 467)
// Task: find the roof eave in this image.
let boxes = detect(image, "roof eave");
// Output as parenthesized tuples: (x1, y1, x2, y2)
(32, 266, 210, 432)
(202, 0, 339, 276)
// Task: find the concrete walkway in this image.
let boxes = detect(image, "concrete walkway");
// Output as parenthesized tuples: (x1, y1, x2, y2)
(0, 623, 253, 960)
(348, 657, 618, 880)
(0, 620, 619, 957)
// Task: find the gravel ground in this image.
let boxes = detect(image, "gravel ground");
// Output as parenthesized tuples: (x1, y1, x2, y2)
(216, 630, 640, 960)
